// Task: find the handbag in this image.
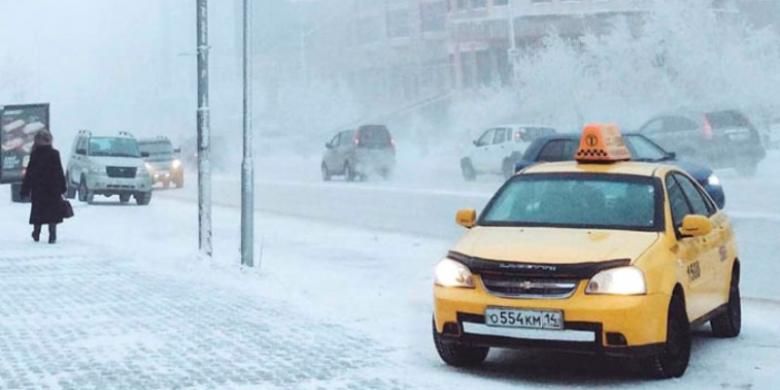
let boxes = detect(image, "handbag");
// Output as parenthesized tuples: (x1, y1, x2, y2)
(61, 198, 74, 219)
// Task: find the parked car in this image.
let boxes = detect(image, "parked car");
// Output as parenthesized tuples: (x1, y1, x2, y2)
(637, 110, 766, 176)
(138, 136, 184, 188)
(460, 124, 557, 180)
(321, 125, 395, 181)
(514, 133, 726, 208)
(66, 130, 153, 205)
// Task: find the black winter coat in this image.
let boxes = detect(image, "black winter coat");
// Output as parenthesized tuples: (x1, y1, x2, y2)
(20, 145, 67, 225)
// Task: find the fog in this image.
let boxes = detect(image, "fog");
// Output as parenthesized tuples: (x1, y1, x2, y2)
(1, 0, 778, 170)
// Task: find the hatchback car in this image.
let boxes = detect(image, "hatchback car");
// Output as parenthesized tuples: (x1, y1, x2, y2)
(638, 110, 765, 176)
(433, 124, 741, 379)
(321, 125, 395, 181)
(138, 137, 184, 188)
(514, 133, 726, 208)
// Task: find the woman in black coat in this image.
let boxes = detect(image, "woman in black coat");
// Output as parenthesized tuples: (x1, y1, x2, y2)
(20, 130, 67, 244)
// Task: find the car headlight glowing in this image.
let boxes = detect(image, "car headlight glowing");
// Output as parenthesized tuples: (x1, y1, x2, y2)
(707, 174, 721, 186)
(434, 258, 475, 288)
(145, 162, 153, 171)
(585, 266, 646, 295)
(172, 159, 182, 169)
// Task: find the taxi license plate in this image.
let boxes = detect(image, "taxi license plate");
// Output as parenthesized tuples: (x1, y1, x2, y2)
(485, 307, 563, 330)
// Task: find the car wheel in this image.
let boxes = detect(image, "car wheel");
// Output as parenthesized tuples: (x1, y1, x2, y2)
(345, 162, 356, 182)
(135, 191, 152, 206)
(163, 180, 170, 189)
(642, 292, 690, 379)
(461, 158, 476, 182)
(711, 264, 741, 338)
(119, 194, 131, 204)
(65, 173, 77, 199)
(432, 318, 489, 367)
(380, 168, 392, 180)
(321, 163, 331, 181)
(175, 176, 184, 188)
(79, 178, 94, 204)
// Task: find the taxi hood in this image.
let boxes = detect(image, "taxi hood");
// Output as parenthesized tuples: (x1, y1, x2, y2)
(451, 226, 659, 265)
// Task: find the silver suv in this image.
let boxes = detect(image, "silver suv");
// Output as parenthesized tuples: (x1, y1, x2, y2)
(65, 130, 153, 205)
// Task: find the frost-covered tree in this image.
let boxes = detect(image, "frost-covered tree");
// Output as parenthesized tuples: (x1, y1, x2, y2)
(510, 0, 780, 129)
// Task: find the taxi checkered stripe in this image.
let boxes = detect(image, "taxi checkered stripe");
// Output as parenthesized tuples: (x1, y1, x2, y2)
(576, 149, 609, 157)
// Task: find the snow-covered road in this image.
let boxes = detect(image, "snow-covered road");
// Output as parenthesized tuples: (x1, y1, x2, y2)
(0, 150, 778, 388)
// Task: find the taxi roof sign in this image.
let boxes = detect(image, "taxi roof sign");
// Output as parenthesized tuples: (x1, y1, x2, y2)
(575, 123, 632, 163)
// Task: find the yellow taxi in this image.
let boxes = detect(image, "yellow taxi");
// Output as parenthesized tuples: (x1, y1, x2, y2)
(432, 124, 741, 378)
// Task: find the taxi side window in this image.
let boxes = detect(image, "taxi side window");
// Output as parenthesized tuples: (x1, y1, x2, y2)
(538, 140, 565, 162)
(673, 173, 713, 217)
(666, 176, 691, 228)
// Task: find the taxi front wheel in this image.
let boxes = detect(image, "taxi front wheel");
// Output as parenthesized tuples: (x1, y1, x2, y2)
(642, 293, 691, 379)
(432, 319, 489, 367)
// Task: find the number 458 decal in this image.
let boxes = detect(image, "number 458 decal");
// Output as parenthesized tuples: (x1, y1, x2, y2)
(687, 261, 701, 281)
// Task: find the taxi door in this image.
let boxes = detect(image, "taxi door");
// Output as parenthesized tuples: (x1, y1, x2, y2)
(673, 173, 728, 313)
(667, 174, 717, 320)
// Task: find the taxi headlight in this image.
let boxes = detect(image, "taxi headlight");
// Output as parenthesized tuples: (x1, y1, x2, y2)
(434, 258, 475, 288)
(585, 266, 646, 295)
(172, 159, 182, 169)
(707, 174, 721, 186)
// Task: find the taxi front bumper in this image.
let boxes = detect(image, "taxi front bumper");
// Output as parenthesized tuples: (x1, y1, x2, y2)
(434, 281, 670, 357)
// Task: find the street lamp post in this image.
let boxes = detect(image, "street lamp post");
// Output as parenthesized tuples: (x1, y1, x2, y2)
(196, 0, 213, 258)
(240, 0, 255, 267)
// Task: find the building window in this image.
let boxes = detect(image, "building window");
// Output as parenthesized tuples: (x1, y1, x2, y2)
(387, 9, 411, 38)
(421, 1, 447, 32)
(494, 0, 509, 5)
(470, 0, 487, 8)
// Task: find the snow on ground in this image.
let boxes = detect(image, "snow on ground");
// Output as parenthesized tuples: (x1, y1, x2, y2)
(0, 150, 778, 388)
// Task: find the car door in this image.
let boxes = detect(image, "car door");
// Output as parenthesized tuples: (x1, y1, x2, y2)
(489, 127, 509, 171)
(673, 173, 725, 313)
(470, 128, 494, 172)
(337, 130, 355, 170)
(666, 174, 716, 320)
(663, 116, 701, 158)
(323, 133, 340, 171)
(69, 137, 87, 184)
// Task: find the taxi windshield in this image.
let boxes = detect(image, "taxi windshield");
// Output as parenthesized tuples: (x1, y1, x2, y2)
(480, 173, 662, 231)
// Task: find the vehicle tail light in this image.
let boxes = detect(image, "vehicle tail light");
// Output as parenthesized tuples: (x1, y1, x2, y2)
(702, 116, 714, 140)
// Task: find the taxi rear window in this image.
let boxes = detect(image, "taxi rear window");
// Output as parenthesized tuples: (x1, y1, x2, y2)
(480, 173, 663, 231)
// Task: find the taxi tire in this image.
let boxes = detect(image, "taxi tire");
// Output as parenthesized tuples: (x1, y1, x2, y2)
(711, 266, 741, 338)
(432, 319, 488, 367)
(642, 293, 690, 379)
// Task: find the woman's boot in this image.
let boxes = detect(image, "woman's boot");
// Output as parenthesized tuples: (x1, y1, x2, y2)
(48, 224, 56, 244)
(32, 225, 41, 242)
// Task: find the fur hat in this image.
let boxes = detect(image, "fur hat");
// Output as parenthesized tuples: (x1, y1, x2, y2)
(34, 129, 53, 146)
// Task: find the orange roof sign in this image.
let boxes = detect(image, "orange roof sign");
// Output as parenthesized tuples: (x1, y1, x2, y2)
(575, 123, 632, 163)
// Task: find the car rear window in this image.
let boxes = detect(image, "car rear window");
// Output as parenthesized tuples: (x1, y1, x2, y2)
(706, 111, 753, 129)
(357, 125, 392, 147)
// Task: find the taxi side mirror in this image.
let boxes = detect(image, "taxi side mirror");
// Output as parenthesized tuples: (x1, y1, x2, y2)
(456, 209, 477, 228)
(679, 215, 712, 237)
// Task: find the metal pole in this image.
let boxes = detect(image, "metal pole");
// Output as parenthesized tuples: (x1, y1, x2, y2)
(507, 0, 519, 84)
(197, 0, 213, 257)
(300, 10, 309, 135)
(240, 0, 255, 267)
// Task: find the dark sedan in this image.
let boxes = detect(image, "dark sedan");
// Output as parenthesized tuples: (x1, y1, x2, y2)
(513, 133, 726, 208)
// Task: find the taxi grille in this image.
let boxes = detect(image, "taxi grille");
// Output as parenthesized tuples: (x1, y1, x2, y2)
(480, 273, 578, 299)
(106, 166, 137, 178)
